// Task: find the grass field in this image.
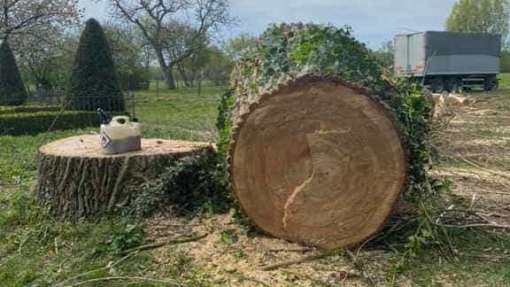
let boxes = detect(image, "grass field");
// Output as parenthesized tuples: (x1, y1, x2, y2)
(0, 86, 223, 286)
(1, 79, 510, 286)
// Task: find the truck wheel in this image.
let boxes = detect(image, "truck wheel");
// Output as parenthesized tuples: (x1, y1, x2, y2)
(484, 76, 497, 92)
(456, 78, 464, 93)
(446, 78, 461, 93)
(431, 78, 444, 93)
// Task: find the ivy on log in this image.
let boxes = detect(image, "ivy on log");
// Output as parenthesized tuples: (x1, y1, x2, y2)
(219, 23, 433, 202)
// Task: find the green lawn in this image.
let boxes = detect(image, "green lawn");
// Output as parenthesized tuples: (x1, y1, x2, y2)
(0, 85, 223, 287)
(499, 72, 510, 89)
(1, 82, 510, 286)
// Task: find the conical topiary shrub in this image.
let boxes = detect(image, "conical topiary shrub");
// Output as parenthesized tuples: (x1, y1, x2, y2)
(0, 40, 27, 106)
(67, 18, 125, 111)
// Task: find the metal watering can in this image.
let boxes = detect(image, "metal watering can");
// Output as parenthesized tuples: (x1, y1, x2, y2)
(97, 108, 142, 155)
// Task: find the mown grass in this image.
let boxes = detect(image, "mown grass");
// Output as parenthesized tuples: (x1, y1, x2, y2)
(2, 79, 510, 286)
(410, 72, 510, 286)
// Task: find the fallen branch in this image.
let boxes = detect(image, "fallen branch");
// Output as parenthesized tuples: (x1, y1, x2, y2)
(436, 222, 510, 230)
(282, 270, 337, 287)
(68, 276, 181, 287)
(452, 155, 510, 181)
(435, 207, 510, 230)
(121, 233, 208, 255)
(268, 247, 314, 253)
(56, 234, 206, 286)
(231, 272, 270, 287)
(344, 249, 376, 287)
(55, 252, 139, 287)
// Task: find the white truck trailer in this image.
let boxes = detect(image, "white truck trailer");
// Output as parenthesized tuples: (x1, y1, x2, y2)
(394, 31, 501, 92)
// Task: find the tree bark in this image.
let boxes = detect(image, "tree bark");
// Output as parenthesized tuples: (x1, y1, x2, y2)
(153, 47, 176, 89)
(36, 135, 213, 220)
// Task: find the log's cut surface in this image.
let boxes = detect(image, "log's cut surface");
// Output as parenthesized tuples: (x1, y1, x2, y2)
(230, 79, 407, 249)
(37, 134, 212, 220)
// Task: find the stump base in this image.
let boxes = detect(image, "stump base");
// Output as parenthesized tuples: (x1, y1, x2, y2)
(36, 135, 213, 220)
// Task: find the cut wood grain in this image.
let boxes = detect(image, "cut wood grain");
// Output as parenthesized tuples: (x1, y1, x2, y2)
(229, 78, 407, 249)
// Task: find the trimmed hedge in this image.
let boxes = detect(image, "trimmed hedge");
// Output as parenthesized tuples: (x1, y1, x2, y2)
(0, 111, 102, 135)
(0, 105, 62, 115)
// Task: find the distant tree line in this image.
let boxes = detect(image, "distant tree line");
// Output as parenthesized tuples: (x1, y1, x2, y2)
(0, 0, 250, 108)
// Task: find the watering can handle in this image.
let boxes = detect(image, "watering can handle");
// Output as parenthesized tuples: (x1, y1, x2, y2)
(111, 116, 130, 125)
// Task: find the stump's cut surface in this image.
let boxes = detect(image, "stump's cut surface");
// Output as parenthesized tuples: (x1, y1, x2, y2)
(230, 79, 407, 249)
(37, 135, 212, 220)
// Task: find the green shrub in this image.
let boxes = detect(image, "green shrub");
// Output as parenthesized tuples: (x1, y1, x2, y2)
(67, 18, 124, 112)
(501, 50, 510, 73)
(0, 41, 27, 106)
(131, 151, 231, 218)
(0, 105, 61, 115)
(0, 111, 102, 135)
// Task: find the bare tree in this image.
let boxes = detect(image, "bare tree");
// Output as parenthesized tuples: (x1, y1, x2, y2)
(0, 0, 80, 40)
(109, 0, 232, 89)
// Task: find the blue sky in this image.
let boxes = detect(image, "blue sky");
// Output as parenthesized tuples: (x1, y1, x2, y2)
(80, 0, 457, 49)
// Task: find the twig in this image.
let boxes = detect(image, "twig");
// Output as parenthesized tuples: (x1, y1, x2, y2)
(67, 276, 181, 287)
(55, 252, 138, 287)
(475, 190, 510, 196)
(120, 233, 208, 255)
(453, 155, 510, 181)
(344, 249, 376, 287)
(54, 237, 59, 256)
(232, 272, 270, 287)
(436, 222, 510, 230)
(462, 254, 510, 262)
(261, 249, 341, 271)
(282, 270, 337, 287)
(153, 222, 203, 227)
(268, 247, 314, 253)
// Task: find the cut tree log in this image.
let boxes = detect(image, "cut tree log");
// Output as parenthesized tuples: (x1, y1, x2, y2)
(230, 78, 407, 249)
(222, 23, 429, 249)
(36, 134, 212, 220)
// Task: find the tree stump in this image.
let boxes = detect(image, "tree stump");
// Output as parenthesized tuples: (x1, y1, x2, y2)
(36, 135, 213, 220)
(220, 24, 432, 249)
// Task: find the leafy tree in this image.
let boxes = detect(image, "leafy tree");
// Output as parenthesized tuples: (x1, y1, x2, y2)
(203, 46, 233, 85)
(222, 33, 258, 61)
(372, 40, 394, 69)
(67, 18, 124, 112)
(0, 40, 27, 105)
(176, 45, 232, 87)
(446, 0, 510, 40)
(502, 46, 510, 72)
(110, 0, 232, 89)
(104, 23, 150, 91)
